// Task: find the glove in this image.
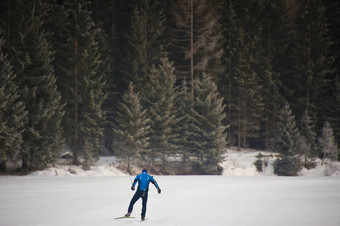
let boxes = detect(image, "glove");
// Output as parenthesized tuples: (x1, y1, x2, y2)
(131, 186, 135, 191)
(158, 188, 161, 194)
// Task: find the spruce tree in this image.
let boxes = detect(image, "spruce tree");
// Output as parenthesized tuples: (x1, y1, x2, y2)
(270, 101, 303, 175)
(219, 0, 264, 150)
(318, 122, 338, 164)
(169, 0, 224, 96)
(192, 73, 227, 174)
(142, 55, 177, 171)
(289, 0, 332, 119)
(9, 0, 65, 170)
(0, 36, 26, 173)
(113, 83, 150, 173)
(254, 0, 291, 149)
(172, 80, 195, 172)
(270, 102, 302, 156)
(121, 0, 165, 93)
(55, 0, 106, 168)
(324, 1, 340, 147)
(300, 111, 318, 159)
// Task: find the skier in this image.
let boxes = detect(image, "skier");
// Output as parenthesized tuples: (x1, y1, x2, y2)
(125, 168, 161, 221)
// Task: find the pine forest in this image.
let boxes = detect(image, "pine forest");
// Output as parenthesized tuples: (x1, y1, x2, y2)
(0, 0, 339, 175)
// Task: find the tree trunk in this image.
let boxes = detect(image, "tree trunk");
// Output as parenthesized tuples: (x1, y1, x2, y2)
(237, 89, 241, 151)
(72, 16, 80, 165)
(127, 155, 131, 174)
(0, 161, 7, 173)
(190, 0, 194, 99)
(22, 155, 29, 170)
(243, 86, 247, 147)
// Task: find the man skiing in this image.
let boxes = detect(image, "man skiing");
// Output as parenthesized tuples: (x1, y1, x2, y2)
(125, 168, 161, 221)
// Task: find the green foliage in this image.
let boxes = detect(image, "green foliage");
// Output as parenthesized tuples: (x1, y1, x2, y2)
(300, 111, 318, 158)
(56, 0, 106, 168)
(318, 122, 339, 163)
(270, 102, 304, 175)
(142, 55, 177, 169)
(113, 82, 150, 172)
(172, 80, 195, 168)
(219, 0, 265, 149)
(169, 0, 224, 80)
(254, 159, 263, 172)
(0, 35, 26, 172)
(288, 0, 333, 119)
(269, 102, 302, 157)
(1, 0, 340, 175)
(121, 0, 165, 93)
(273, 156, 302, 176)
(191, 73, 227, 174)
(6, 0, 65, 170)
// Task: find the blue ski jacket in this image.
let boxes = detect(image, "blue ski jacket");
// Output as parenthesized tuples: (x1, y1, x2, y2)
(132, 172, 160, 192)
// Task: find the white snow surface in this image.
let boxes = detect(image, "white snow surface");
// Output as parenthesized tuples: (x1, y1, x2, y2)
(1, 148, 340, 226)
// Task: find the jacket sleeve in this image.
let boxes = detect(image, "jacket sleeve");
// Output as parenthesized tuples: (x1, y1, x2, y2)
(132, 176, 139, 187)
(150, 176, 160, 189)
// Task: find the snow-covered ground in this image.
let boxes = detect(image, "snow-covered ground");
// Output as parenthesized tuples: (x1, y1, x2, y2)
(221, 148, 340, 176)
(1, 148, 340, 226)
(25, 148, 340, 177)
(1, 176, 340, 226)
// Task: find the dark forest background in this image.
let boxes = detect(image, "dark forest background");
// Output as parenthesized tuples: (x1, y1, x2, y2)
(0, 0, 339, 175)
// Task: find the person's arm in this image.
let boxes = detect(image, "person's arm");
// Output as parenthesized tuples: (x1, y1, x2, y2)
(131, 176, 138, 190)
(150, 176, 161, 194)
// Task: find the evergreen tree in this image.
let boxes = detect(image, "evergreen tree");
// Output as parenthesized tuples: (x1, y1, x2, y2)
(270, 101, 304, 175)
(142, 55, 177, 171)
(113, 82, 150, 173)
(55, 0, 106, 168)
(325, 78, 340, 150)
(169, 0, 224, 97)
(300, 111, 318, 159)
(9, 0, 65, 170)
(270, 101, 306, 175)
(219, 0, 264, 150)
(288, 0, 332, 119)
(323, 1, 340, 149)
(192, 73, 227, 174)
(219, 0, 240, 147)
(93, 21, 117, 153)
(172, 80, 195, 172)
(0, 35, 26, 173)
(269, 101, 302, 156)
(318, 122, 338, 164)
(121, 0, 165, 93)
(254, 0, 291, 149)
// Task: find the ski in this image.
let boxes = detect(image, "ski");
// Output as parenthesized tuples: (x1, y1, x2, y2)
(115, 216, 135, 220)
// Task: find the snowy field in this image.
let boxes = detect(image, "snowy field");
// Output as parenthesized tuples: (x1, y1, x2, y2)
(1, 176, 340, 226)
(1, 149, 340, 226)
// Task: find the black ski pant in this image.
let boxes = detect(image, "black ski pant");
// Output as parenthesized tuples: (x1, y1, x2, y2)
(128, 189, 148, 217)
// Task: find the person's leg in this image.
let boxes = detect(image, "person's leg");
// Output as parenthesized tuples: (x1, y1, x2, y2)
(128, 191, 141, 213)
(141, 192, 148, 218)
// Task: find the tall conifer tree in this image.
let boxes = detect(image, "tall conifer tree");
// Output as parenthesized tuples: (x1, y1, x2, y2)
(55, 0, 106, 168)
(318, 122, 338, 163)
(121, 0, 165, 93)
(142, 55, 177, 171)
(172, 80, 195, 171)
(192, 73, 227, 174)
(9, 0, 65, 170)
(0, 36, 26, 172)
(169, 0, 224, 97)
(113, 82, 150, 173)
(289, 0, 332, 119)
